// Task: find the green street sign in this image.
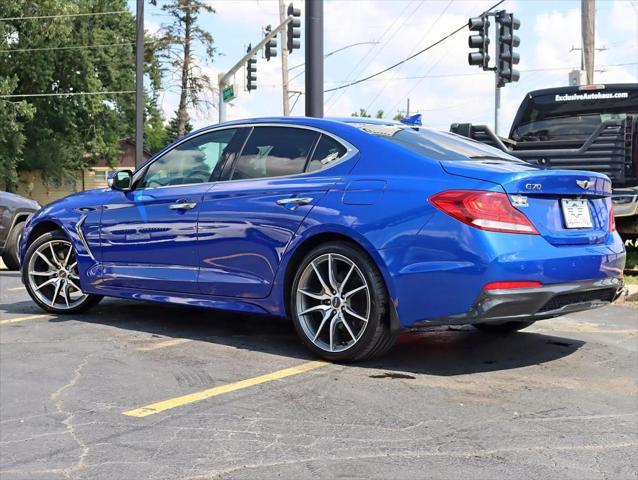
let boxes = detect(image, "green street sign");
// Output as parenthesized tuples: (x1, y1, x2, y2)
(222, 85, 235, 102)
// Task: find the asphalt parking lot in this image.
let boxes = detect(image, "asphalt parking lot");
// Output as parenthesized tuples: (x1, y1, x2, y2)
(1, 267, 637, 480)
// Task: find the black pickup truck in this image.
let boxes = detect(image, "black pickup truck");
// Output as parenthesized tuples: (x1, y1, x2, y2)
(451, 83, 638, 239)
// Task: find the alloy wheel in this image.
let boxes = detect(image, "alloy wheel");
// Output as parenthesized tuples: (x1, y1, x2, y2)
(295, 253, 371, 353)
(26, 240, 87, 309)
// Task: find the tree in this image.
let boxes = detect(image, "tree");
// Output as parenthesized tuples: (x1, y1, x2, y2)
(393, 112, 406, 121)
(351, 108, 384, 119)
(0, 0, 164, 186)
(165, 111, 194, 145)
(154, 0, 216, 139)
(0, 77, 34, 191)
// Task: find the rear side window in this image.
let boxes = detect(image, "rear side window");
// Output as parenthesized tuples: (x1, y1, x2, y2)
(307, 135, 347, 172)
(231, 127, 318, 180)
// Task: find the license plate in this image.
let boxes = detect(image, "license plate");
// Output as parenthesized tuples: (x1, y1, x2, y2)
(561, 199, 593, 229)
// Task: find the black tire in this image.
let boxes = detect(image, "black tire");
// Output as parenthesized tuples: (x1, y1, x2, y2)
(2, 221, 25, 271)
(290, 241, 396, 362)
(473, 320, 535, 334)
(22, 230, 103, 314)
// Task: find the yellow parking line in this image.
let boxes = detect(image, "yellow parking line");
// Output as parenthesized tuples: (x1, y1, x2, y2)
(7, 286, 26, 291)
(123, 360, 328, 418)
(0, 314, 49, 325)
(137, 338, 192, 351)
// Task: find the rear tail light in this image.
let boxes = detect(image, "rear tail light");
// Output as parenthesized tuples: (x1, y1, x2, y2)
(430, 190, 539, 235)
(609, 203, 616, 232)
(483, 281, 542, 290)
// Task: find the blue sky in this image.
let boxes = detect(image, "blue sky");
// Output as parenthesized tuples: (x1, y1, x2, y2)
(134, 0, 638, 133)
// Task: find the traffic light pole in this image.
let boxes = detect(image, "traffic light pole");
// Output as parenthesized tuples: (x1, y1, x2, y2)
(217, 16, 293, 123)
(493, 16, 500, 136)
(305, 0, 323, 117)
(494, 74, 500, 136)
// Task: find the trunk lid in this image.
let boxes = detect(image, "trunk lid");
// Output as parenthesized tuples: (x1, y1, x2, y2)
(440, 159, 613, 245)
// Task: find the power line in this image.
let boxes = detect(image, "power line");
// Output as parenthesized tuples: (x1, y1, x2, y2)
(323, 0, 417, 113)
(366, 0, 454, 112)
(0, 42, 134, 53)
(0, 90, 135, 99)
(324, 0, 505, 94)
(0, 10, 127, 22)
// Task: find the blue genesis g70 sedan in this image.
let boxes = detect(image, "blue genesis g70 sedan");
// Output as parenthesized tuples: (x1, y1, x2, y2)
(20, 117, 626, 361)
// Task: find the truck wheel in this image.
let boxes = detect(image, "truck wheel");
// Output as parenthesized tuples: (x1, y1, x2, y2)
(2, 221, 25, 271)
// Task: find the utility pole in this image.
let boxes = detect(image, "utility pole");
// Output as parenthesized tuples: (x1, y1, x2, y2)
(582, 0, 595, 84)
(279, 0, 291, 116)
(406, 98, 410, 117)
(305, 0, 323, 117)
(135, 0, 144, 169)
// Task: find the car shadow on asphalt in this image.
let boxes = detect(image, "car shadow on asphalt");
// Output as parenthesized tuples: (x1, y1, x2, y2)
(3, 297, 584, 376)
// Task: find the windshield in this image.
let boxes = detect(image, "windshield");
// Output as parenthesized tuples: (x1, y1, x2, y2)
(513, 113, 627, 141)
(511, 88, 638, 141)
(358, 124, 523, 162)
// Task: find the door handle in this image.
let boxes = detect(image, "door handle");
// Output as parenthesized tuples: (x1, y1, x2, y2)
(276, 197, 313, 206)
(169, 202, 197, 210)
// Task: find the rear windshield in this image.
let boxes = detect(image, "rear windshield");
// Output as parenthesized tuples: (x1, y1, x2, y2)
(511, 88, 638, 141)
(513, 113, 626, 141)
(358, 124, 523, 162)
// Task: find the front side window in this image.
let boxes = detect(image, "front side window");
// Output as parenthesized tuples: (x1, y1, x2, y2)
(230, 127, 318, 180)
(141, 129, 238, 188)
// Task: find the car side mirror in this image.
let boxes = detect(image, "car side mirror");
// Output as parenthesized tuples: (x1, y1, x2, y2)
(109, 170, 133, 191)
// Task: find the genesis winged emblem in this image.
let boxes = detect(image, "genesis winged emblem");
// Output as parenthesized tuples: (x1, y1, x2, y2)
(576, 179, 593, 190)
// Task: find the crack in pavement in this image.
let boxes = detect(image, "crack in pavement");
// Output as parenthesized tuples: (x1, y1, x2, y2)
(49, 354, 93, 478)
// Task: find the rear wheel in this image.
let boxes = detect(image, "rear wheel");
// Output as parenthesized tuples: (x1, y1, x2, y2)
(473, 320, 535, 334)
(2, 221, 25, 271)
(290, 242, 396, 362)
(22, 231, 102, 314)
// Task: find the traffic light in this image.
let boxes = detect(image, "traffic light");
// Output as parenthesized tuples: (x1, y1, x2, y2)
(264, 25, 277, 61)
(467, 15, 490, 69)
(246, 44, 257, 92)
(286, 3, 301, 53)
(496, 11, 520, 86)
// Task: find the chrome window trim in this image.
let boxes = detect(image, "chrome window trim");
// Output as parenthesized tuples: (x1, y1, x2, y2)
(131, 122, 359, 190)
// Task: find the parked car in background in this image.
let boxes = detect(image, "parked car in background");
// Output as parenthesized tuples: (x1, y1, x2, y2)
(19, 117, 625, 361)
(0, 192, 40, 270)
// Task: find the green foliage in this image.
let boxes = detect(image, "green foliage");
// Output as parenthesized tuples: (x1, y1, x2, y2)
(164, 111, 194, 145)
(351, 108, 384, 119)
(393, 112, 406, 121)
(153, 0, 216, 138)
(0, 77, 35, 191)
(0, 0, 166, 186)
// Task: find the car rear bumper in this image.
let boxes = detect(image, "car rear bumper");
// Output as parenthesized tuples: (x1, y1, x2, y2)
(408, 277, 624, 330)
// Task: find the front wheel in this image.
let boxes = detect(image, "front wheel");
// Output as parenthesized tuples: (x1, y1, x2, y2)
(22, 230, 102, 314)
(290, 242, 396, 362)
(473, 320, 535, 334)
